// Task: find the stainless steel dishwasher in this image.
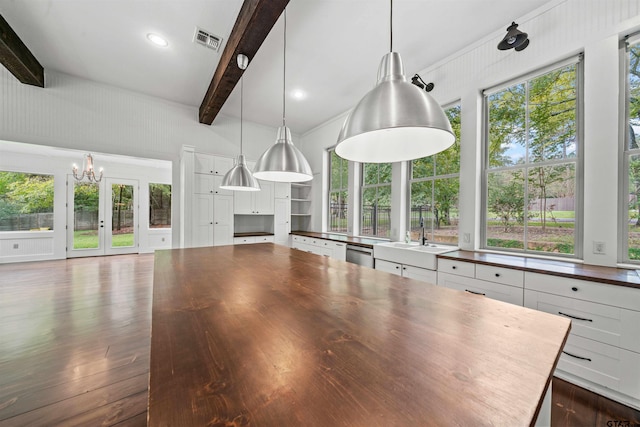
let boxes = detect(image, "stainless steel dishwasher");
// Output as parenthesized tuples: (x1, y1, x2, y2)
(346, 245, 374, 268)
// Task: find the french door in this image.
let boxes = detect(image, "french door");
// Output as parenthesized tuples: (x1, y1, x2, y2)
(67, 177, 139, 257)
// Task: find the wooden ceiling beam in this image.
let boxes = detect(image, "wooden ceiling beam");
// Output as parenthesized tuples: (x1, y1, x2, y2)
(199, 0, 289, 125)
(0, 14, 44, 87)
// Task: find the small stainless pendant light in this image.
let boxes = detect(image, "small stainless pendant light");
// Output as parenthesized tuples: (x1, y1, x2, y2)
(335, 0, 455, 163)
(220, 54, 261, 192)
(253, 9, 313, 183)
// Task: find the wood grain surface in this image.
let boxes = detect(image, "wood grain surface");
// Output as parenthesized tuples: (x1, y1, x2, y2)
(149, 244, 571, 427)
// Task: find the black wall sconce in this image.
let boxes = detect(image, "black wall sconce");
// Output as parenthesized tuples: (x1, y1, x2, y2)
(411, 74, 434, 92)
(497, 22, 529, 51)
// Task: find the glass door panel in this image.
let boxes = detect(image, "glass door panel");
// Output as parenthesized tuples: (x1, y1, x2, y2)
(67, 177, 138, 257)
(105, 178, 138, 255)
(67, 179, 105, 257)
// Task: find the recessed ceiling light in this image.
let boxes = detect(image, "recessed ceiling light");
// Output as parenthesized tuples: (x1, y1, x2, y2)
(147, 33, 169, 47)
(291, 89, 307, 100)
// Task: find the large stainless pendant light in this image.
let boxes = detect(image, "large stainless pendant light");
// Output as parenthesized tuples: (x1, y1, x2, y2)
(335, 0, 455, 163)
(220, 54, 261, 191)
(252, 9, 313, 183)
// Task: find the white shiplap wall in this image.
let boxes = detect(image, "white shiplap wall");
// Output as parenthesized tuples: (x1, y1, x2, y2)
(0, 68, 287, 257)
(299, 0, 640, 267)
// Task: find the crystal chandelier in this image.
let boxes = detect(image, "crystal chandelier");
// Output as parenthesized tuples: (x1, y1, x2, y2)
(72, 154, 103, 182)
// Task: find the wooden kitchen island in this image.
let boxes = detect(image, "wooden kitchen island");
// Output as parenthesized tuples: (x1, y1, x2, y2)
(148, 244, 570, 426)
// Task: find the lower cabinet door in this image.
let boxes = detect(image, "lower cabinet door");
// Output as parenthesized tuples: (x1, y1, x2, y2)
(375, 259, 402, 276)
(557, 334, 640, 400)
(402, 265, 437, 284)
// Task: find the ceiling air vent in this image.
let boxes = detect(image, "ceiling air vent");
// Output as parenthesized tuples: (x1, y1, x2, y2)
(194, 27, 223, 51)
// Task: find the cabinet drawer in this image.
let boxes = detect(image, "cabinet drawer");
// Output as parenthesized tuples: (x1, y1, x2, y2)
(524, 290, 640, 353)
(437, 259, 475, 278)
(476, 264, 524, 287)
(376, 259, 402, 276)
(557, 334, 640, 400)
(438, 272, 523, 306)
(402, 265, 437, 284)
(234, 236, 255, 245)
(255, 236, 274, 243)
(525, 272, 640, 311)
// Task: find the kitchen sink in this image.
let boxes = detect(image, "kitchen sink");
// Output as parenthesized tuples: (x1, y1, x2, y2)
(374, 241, 457, 270)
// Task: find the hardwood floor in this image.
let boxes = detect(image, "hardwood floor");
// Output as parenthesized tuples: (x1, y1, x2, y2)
(0, 254, 153, 426)
(0, 254, 638, 426)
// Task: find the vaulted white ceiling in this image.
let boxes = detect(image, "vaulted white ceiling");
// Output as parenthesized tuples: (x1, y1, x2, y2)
(0, 0, 552, 134)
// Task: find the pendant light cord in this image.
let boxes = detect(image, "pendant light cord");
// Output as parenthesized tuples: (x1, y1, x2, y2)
(390, 0, 393, 52)
(282, 9, 287, 127)
(240, 76, 243, 154)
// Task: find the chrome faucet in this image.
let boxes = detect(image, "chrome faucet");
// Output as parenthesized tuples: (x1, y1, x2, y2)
(420, 217, 427, 246)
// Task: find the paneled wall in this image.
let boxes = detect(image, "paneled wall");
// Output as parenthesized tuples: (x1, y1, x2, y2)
(299, 0, 640, 267)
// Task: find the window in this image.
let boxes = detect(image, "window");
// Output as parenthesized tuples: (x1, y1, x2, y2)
(361, 163, 391, 237)
(483, 58, 582, 256)
(409, 104, 461, 244)
(624, 39, 640, 262)
(328, 150, 348, 233)
(0, 171, 54, 231)
(149, 183, 171, 228)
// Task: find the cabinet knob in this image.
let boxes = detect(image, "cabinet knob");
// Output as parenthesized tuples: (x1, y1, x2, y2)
(571, 287, 578, 292)
(395, 266, 399, 269)
(215, 222, 218, 224)
(210, 170, 213, 174)
(452, 266, 457, 270)
(210, 222, 213, 224)
(402, 267, 406, 270)
(495, 273, 501, 277)
(210, 190, 213, 193)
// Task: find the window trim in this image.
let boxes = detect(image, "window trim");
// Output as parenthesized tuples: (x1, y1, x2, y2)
(360, 163, 392, 238)
(408, 102, 461, 245)
(327, 148, 349, 234)
(620, 34, 640, 263)
(481, 55, 584, 258)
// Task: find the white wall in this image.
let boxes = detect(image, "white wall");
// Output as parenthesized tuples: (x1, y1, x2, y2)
(0, 67, 287, 258)
(299, 0, 640, 267)
(0, 145, 172, 262)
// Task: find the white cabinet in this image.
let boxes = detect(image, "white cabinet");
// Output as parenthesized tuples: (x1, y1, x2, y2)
(274, 198, 291, 245)
(234, 181, 274, 214)
(195, 153, 233, 175)
(290, 235, 346, 261)
(192, 194, 213, 247)
(524, 271, 640, 406)
(274, 182, 291, 199)
(436, 260, 524, 306)
(234, 235, 275, 245)
(213, 195, 233, 246)
(375, 259, 437, 284)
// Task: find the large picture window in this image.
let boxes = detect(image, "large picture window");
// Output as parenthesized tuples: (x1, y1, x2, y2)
(149, 183, 171, 228)
(409, 104, 461, 244)
(0, 171, 55, 231)
(483, 58, 582, 256)
(624, 39, 640, 262)
(361, 163, 391, 238)
(328, 150, 348, 233)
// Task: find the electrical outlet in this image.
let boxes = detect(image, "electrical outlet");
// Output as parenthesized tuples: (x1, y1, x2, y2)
(593, 241, 606, 255)
(463, 233, 471, 243)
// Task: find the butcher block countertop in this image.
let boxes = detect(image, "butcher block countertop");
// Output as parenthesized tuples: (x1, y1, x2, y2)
(149, 244, 570, 426)
(439, 250, 640, 289)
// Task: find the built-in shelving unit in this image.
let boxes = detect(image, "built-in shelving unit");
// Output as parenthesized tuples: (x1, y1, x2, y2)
(291, 183, 312, 231)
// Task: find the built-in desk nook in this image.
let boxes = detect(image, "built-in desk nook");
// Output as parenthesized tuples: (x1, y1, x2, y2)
(149, 244, 570, 425)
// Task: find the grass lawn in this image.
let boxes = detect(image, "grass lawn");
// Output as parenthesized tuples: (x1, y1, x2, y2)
(73, 230, 134, 249)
